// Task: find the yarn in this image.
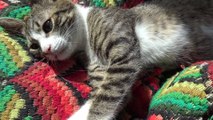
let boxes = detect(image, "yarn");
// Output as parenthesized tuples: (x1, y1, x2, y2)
(8, 61, 91, 120)
(0, 26, 4, 31)
(0, 1, 8, 10)
(7, 6, 31, 19)
(0, 31, 31, 78)
(148, 61, 213, 119)
(72, 0, 144, 8)
(1, 0, 212, 120)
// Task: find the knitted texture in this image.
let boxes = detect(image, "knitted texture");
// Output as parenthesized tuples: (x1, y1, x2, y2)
(148, 61, 213, 120)
(0, 1, 8, 10)
(7, 6, 31, 19)
(0, 0, 32, 78)
(0, 31, 31, 78)
(0, 0, 158, 119)
(7, 61, 92, 120)
(72, 0, 144, 8)
(2, 0, 212, 120)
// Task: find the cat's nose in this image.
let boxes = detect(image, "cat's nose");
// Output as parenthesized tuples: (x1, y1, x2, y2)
(44, 45, 52, 53)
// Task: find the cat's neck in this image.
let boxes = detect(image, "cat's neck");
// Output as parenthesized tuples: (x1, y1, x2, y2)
(75, 4, 96, 63)
(75, 4, 91, 24)
(75, 5, 90, 42)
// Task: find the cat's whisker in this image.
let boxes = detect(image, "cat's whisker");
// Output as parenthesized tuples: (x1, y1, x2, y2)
(63, 22, 80, 37)
(62, 21, 75, 31)
(33, 57, 45, 63)
(61, 21, 76, 36)
(64, 28, 78, 38)
(39, 57, 46, 62)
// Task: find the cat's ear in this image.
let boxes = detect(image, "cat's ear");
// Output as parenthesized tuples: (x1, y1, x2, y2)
(58, 0, 75, 11)
(0, 17, 25, 35)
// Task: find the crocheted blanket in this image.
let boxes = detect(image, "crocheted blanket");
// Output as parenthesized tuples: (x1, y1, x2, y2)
(149, 61, 213, 120)
(0, 0, 212, 120)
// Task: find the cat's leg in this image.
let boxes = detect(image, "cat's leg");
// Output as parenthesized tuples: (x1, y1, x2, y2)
(68, 63, 106, 120)
(87, 63, 140, 120)
(88, 63, 106, 92)
(69, 37, 141, 120)
(87, 38, 141, 120)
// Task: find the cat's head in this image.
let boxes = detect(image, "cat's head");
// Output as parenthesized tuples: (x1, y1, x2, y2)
(0, 0, 84, 61)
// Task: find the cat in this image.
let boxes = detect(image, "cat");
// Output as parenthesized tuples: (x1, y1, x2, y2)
(0, 0, 213, 119)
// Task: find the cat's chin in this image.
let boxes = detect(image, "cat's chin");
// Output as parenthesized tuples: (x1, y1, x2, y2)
(45, 55, 68, 61)
(47, 53, 71, 61)
(56, 51, 72, 61)
(45, 54, 58, 61)
(44, 48, 72, 61)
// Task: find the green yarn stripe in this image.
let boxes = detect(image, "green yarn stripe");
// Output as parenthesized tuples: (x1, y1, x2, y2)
(151, 98, 208, 113)
(7, 6, 31, 19)
(174, 72, 202, 83)
(0, 42, 19, 77)
(24, 116, 33, 120)
(91, 0, 126, 7)
(157, 103, 207, 116)
(92, 0, 106, 7)
(174, 67, 202, 83)
(0, 6, 22, 17)
(0, 27, 4, 32)
(0, 4, 32, 78)
(0, 85, 16, 112)
(150, 92, 208, 111)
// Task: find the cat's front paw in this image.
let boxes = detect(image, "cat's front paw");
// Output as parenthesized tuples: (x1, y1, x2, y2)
(68, 101, 92, 120)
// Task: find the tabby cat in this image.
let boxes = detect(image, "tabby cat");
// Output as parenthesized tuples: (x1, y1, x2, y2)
(0, 0, 213, 119)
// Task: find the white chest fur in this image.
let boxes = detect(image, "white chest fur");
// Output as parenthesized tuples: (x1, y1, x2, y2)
(75, 5, 101, 65)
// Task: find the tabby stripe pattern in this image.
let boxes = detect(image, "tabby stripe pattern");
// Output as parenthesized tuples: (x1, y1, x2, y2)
(84, 8, 143, 120)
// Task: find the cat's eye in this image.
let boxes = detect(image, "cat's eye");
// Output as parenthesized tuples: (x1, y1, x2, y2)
(42, 19, 53, 33)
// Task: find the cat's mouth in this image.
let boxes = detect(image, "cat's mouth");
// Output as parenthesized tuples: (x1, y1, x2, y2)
(44, 47, 67, 61)
(45, 54, 58, 61)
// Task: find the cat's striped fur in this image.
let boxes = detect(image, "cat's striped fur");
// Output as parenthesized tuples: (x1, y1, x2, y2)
(0, 0, 213, 119)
